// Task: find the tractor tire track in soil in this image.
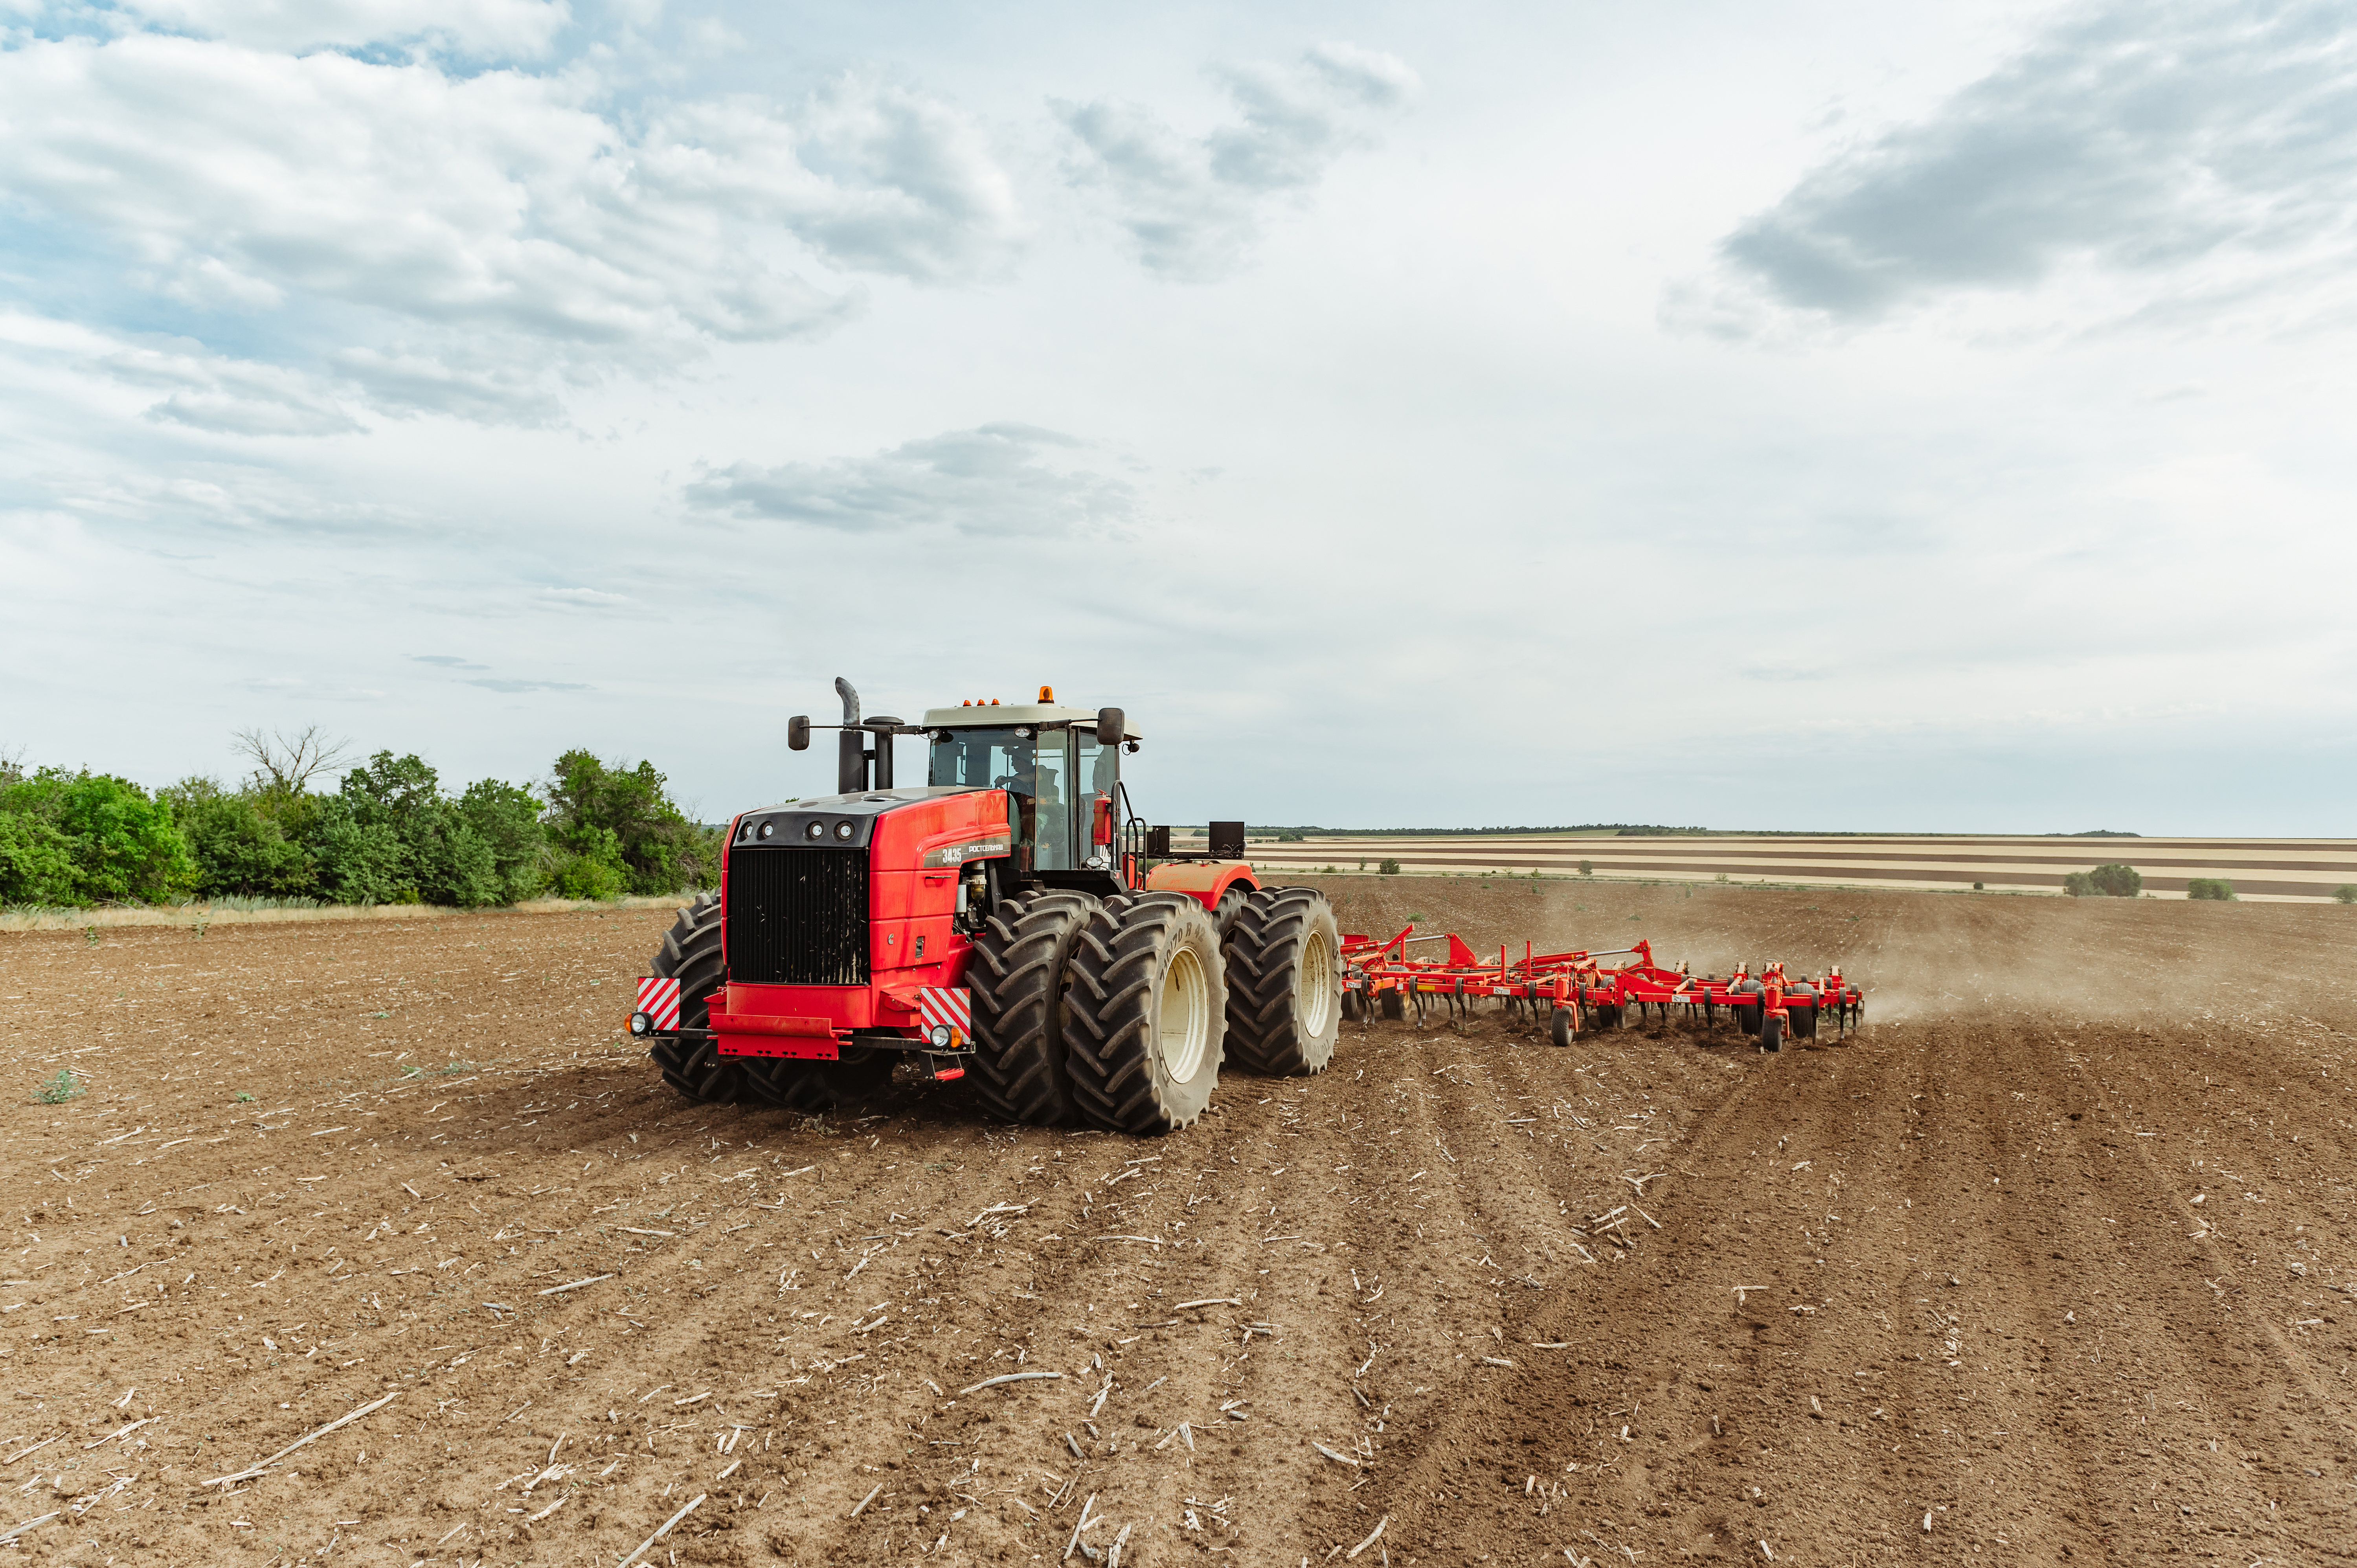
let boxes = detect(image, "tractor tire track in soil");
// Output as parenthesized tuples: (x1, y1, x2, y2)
(1, 879, 2352, 1566)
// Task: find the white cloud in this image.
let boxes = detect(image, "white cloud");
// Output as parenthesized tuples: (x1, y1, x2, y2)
(97, 341, 363, 436)
(1685, 0, 2357, 337)
(683, 423, 1141, 537)
(113, 0, 572, 57)
(1056, 42, 1420, 281)
(0, 35, 1022, 419)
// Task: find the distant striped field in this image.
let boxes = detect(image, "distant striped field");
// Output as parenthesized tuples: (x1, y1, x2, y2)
(1196, 833, 2357, 902)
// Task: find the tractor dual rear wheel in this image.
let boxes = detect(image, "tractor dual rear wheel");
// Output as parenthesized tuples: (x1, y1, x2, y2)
(1222, 888, 1341, 1076)
(965, 890, 1099, 1126)
(1064, 896, 1226, 1135)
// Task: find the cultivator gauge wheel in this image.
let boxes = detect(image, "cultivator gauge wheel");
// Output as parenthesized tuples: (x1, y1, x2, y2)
(1063, 895, 1226, 1135)
(1551, 1008, 1575, 1048)
(645, 893, 754, 1104)
(1222, 889, 1341, 1077)
(1760, 1012, 1785, 1053)
(965, 890, 1100, 1126)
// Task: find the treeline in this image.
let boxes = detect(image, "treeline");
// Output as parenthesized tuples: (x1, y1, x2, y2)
(0, 730, 719, 909)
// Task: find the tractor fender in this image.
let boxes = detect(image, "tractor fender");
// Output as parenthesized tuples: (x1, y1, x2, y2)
(1142, 859, 1260, 914)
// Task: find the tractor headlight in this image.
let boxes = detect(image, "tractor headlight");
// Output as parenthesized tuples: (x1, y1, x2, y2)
(628, 1011, 653, 1037)
(834, 820, 855, 840)
(929, 1025, 953, 1048)
(805, 820, 825, 840)
(757, 821, 774, 839)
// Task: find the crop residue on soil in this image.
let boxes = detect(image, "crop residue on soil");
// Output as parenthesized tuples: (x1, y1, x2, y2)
(2, 880, 2352, 1565)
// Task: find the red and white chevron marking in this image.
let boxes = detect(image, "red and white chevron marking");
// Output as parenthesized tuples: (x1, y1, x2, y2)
(635, 976, 682, 1031)
(916, 986, 970, 1041)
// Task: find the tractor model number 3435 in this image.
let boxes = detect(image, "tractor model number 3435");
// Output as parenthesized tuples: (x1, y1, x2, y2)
(626, 678, 1341, 1135)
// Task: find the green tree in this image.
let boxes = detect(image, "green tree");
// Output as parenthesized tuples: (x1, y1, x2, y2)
(2185, 878, 2236, 901)
(544, 750, 716, 894)
(0, 811, 82, 905)
(164, 778, 317, 898)
(457, 778, 550, 903)
(316, 752, 501, 907)
(0, 767, 196, 902)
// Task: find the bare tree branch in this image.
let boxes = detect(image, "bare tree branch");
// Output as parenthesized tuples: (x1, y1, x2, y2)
(231, 725, 356, 795)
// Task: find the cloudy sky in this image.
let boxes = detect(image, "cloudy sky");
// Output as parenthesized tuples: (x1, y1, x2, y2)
(3, 0, 2352, 833)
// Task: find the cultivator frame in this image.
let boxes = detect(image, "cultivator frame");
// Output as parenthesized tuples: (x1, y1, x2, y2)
(1339, 928, 1863, 1046)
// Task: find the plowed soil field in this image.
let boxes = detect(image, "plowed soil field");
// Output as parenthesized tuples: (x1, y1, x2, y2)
(3, 879, 2353, 1568)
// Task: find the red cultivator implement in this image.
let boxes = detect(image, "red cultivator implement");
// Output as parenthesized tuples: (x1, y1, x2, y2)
(1338, 928, 1864, 1052)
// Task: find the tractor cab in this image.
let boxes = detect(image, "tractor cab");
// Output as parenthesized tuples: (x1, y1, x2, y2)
(921, 694, 1135, 898)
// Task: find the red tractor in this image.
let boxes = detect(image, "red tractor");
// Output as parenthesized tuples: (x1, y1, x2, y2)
(627, 679, 1341, 1133)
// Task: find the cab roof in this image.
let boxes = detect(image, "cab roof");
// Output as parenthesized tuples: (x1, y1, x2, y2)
(920, 703, 1139, 740)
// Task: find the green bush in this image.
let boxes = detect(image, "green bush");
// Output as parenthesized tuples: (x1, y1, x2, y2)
(2067, 863, 2141, 898)
(1377, 857, 1401, 876)
(547, 842, 626, 900)
(2335, 884, 2357, 904)
(2090, 862, 2142, 897)
(35, 1069, 81, 1104)
(1578, 859, 1593, 877)
(2186, 878, 2236, 901)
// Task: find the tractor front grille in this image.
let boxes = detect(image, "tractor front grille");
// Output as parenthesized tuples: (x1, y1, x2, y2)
(725, 847, 868, 986)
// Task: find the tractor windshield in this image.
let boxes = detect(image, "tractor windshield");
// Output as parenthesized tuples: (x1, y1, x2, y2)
(929, 725, 1080, 870)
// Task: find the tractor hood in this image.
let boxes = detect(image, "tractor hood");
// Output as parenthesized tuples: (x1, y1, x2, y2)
(729, 786, 994, 851)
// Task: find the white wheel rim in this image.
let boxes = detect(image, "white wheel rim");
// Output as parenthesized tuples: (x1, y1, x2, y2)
(1159, 942, 1211, 1084)
(1296, 927, 1334, 1038)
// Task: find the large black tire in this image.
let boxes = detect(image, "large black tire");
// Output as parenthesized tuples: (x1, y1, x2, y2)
(1788, 986, 1819, 1040)
(1222, 889, 1341, 1076)
(964, 890, 1098, 1126)
(1760, 1012, 1784, 1053)
(1064, 896, 1226, 1135)
(1341, 989, 1365, 1023)
(1551, 1007, 1574, 1048)
(1379, 990, 1405, 1021)
(1211, 885, 1250, 941)
(647, 894, 756, 1103)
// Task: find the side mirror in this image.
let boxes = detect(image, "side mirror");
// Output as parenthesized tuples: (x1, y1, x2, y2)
(788, 715, 811, 751)
(1095, 706, 1124, 745)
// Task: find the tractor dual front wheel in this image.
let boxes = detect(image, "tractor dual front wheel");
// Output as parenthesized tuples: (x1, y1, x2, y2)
(1063, 895, 1226, 1135)
(965, 890, 1099, 1126)
(1222, 888, 1341, 1076)
(645, 894, 748, 1103)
